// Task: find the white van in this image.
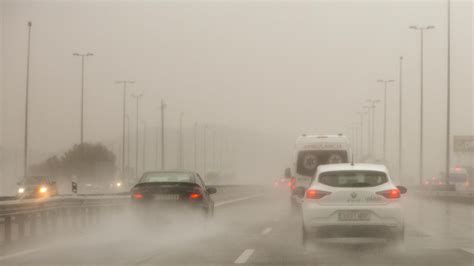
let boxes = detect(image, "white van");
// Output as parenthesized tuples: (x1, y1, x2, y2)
(290, 134, 352, 206)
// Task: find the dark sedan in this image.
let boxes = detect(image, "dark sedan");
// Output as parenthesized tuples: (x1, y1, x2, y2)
(130, 171, 217, 218)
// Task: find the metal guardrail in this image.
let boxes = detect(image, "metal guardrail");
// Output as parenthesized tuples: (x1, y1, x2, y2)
(0, 195, 129, 243)
(0, 185, 262, 244)
(415, 189, 474, 204)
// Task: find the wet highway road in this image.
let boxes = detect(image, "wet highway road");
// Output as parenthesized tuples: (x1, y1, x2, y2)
(0, 192, 473, 265)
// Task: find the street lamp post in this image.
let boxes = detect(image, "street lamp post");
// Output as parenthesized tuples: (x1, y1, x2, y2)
(72, 52, 94, 145)
(155, 125, 159, 170)
(409, 25, 435, 184)
(445, 0, 452, 185)
(366, 99, 380, 159)
(125, 115, 131, 178)
(142, 121, 147, 173)
(23, 21, 32, 178)
(178, 112, 184, 169)
(203, 125, 207, 177)
(377, 79, 395, 161)
(356, 111, 367, 161)
(398, 56, 404, 181)
(363, 105, 371, 157)
(353, 124, 359, 161)
(160, 100, 166, 170)
(194, 122, 198, 171)
(131, 94, 143, 180)
(116, 80, 134, 178)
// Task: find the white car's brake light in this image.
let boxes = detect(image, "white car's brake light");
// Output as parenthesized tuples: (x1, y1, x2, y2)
(376, 189, 400, 199)
(306, 189, 331, 199)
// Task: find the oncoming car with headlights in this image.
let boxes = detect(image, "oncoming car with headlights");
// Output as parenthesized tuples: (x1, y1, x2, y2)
(300, 163, 407, 245)
(130, 171, 217, 221)
(17, 176, 58, 199)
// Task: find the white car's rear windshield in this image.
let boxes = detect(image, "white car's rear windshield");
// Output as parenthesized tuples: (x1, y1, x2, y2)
(318, 171, 388, 187)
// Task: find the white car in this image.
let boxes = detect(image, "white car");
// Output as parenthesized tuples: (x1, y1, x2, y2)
(300, 163, 406, 244)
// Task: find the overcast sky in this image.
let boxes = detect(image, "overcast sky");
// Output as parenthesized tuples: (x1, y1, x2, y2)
(0, 0, 472, 191)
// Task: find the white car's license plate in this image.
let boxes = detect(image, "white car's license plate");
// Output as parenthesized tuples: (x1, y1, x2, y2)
(154, 194, 179, 201)
(338, 210, 370, 221)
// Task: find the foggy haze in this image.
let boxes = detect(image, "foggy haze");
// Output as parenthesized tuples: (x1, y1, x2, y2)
(0, 2, 474, 266)
(0, 0, 472, 192)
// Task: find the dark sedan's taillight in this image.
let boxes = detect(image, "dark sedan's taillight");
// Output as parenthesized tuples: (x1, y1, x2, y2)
(132, 192, 144, 200)
(189, 193, 202, 200)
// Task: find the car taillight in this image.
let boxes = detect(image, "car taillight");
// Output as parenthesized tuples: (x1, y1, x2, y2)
(289, 177, 297, 188)
(189, 193, 202, 199)
(306, 189, 331, 199)
(376, 189, 400, 199)
(132, 192, 144, 200)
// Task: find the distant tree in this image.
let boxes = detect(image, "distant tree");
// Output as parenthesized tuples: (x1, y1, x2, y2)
(30, 155, 62, 176)
(29, 143, 117, 182)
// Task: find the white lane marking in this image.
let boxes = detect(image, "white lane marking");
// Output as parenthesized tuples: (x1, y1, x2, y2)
(461, 248, 474, 254)
(234, 249, 254, 264)
(261, 227, 272, 235)
(215, 195, 262, 207)
(0, 247, 46, 261)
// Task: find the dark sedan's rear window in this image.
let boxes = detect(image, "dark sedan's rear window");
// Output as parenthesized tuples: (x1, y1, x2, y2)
(318, 171, 388, 187)
(140, 172, 194, 183)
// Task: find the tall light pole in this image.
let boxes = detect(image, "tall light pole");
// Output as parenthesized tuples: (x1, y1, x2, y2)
(160, 100, 166, 170)
(23, 21, 32, 178)
(212, 129, 216, 171)
(398, 57, 404, 181)
(178, 112, 184, 169)
(409, 25, 435, 184)
(366, 99, 380, 159)
(445, 0, 451, 185)
(377, 79, 395, 161)
(363, 105, 371, 157)
(203, 125, 207, 177)
(352, 124, 359, 161)
(116, 80, 134, 178)
(155, 125, 159, 170)
(131, 94, 143, 179)
(356, 111, 367, 161)
(355, 123, 360, 161)
(194, 122, 198, 171)
(142, 121, 147, 173)
(72, 52, 94, 145)
(125, 115, 131, 178)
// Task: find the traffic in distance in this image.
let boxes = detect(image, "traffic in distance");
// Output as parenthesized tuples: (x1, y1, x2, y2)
(0, 1, 472, 265)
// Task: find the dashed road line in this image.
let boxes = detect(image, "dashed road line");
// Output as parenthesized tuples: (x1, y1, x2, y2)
(261, 227, 272, 235)
(215, 195, 262, 207)
(0, 247, 46, 261)
(234, 249, 254, 264)
(461, 248, 474, 254)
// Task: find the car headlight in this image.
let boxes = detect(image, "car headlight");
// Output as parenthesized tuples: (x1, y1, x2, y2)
(18, 187, 25, 194)
(116, 182, 122, 187)
(39, 186, 48, 193)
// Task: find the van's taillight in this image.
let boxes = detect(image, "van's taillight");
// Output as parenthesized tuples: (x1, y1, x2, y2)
(289, 177, 297, 188)
(376, 189, 400, 199)
(133, 192, 144, 200)
(189, 193, 202, 199)
(306, 189, 331, 199)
